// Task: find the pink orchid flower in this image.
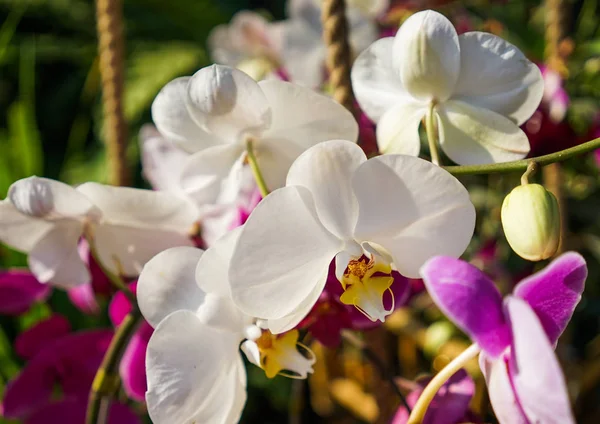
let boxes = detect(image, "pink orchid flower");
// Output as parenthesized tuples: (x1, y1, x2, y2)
(0, 270, 51, 315)
(421, 252, 587, 424)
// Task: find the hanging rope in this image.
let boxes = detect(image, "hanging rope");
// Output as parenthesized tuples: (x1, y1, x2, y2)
(321, 0, 355, 112)
(96, 0, 129, 186)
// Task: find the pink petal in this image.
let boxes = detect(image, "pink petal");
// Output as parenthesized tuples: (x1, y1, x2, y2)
(0, 270, 51, 315)
(513, 252, 586, 345)
(109, 282, 137, 326)
(421, 257, 511, 357)
(119, 322, 152, 401)
(506, 296, 575, 424)
(25, 398, 141, 424)
(15, 314, 71, 360)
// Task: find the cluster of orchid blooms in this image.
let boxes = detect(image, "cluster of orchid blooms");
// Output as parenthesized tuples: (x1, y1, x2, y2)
(0, 2, 594, 423)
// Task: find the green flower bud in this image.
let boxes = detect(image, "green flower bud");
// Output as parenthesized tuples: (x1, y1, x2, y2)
(501, 184, 560, 261)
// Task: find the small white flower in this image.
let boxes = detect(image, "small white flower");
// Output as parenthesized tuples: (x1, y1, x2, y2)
(151, 64, 358, 208)
(138, 236, 316, 424)
(279, 0, 379, 87)
(351, 10, 544, 165)
(228, 140, 476, 334)
(0, 177, 197, 287)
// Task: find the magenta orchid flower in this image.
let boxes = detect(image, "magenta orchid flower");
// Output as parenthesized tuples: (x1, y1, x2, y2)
(0, 314, 136, 422)
(421, 252, 587, 424)
(392, 369, 478, 424)
(0, 270, 51, 315)
(109, 282, 152, 402)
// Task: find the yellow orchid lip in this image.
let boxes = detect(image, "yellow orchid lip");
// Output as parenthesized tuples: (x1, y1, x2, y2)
(255, 330, 315, 379)
(339, 256, 395, 322)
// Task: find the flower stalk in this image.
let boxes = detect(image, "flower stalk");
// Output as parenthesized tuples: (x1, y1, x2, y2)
(521, 160, 538, 185)
(245, 137, 270, 197)
(425, 102, 441, 166)
(444, 136, 600, 176)
(407, 343, 481, 424)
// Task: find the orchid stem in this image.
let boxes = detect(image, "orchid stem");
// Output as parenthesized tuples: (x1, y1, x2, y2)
(444, 136, 600, 176)
(341, 330, 412, 413)
(245, 137, 270, 197)
(407, 343, 481, 424)
(425, 103, 441, 166)
(86, 308, 143, 424)
(520, 160, 538, 185)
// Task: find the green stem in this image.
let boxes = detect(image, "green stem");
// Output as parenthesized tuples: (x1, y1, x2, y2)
(444, 136, 600, 176)
(425, 102, 441, 166)
(86, 309, 143, 424)
(407, 344, 480, 424)
(246, 137, 270, 197)
(521, 160, 538, 185)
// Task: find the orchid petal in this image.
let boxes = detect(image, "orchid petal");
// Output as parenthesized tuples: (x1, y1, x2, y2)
(28, 221, 89, 287)
(151, 77, 219, 153)
(479, 353, 529, 424)
(0, 270, 52, 316)
(0, 360, 57, 418)
(421, 257, 511, 357)
(139, 125, 190, 193)
(119, 323, 152, 402)
(137, 246, 205, 328)
(25, 399, 141, 424)
(15, 314, 70, 360)
(146, 310, 244, 424)
(286, 140, 365, 240)
(506, 296, 575, 424)
(453, 32, 544, 125)
(186, 65, 272, 141)
(279, 20, 324, 88)
(8, 177, 98, 219)
(353, 155, 475, 278)
(513, 252, 586, 345)
(76, 183, 198, 233)
(437, 100, 530, 165)
(376, 101, 426, 155)
(179, 144, 245, 207)
(352, 37, 413, 122)
(195, 227, 241, 297)
(0, 200, 52, 252)
(229, 186, 342, 323)
(392, 10, 460, 102)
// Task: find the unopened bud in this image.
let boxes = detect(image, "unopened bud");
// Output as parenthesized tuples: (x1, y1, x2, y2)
(501, 184, 560, 261)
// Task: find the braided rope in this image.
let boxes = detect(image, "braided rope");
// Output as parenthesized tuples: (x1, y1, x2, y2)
(96, 0, 129, 186)
(321, 0, 355, 112)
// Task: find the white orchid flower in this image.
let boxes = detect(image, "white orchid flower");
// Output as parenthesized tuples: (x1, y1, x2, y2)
(279, 0, 379, 87)
(151, 64, 358, 209)
(0, 177, 197, 288)
(208, 11, 283, 80)
(138, 238, 316, 424)
(351, 10, 544, 165)
(228, 140, 475, 334)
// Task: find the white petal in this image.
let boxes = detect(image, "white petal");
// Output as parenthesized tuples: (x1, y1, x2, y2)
(347, 7, 378, 55)
(393, 10, 460, 102)
(179, 144, 245, 207)
(229, 186, 342, 321)
(137, 246, 205, 328)
(240, 340, 261, 368)
(453, 32, 544, 125)
(0, 200, 53, 252)
(351, 37, 413, 122)
(9, 176, 98, 219)
(259, 79, 358, 146)
(437, 100, 530, 165)
(76, 183, 198, 232)
(352, 155, 475, 278)
(186, 65, 272, 141)
(139, 124, 191, 194)
(286, 140, 365, 240)
(28, 221, 89, 287)
(254, 137, 306, 192)
(92, 224, 194, 278)
(279, 20, 325, 88)
(196, 227, 242, 297)
(146, 310, 244, 424)
(151, 77, 221, 153)
(376, 101, 426, 155)
(287, 0, 322, 29)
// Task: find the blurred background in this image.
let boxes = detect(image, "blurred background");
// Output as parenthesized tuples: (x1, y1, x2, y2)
(1, 0, 600, 423)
